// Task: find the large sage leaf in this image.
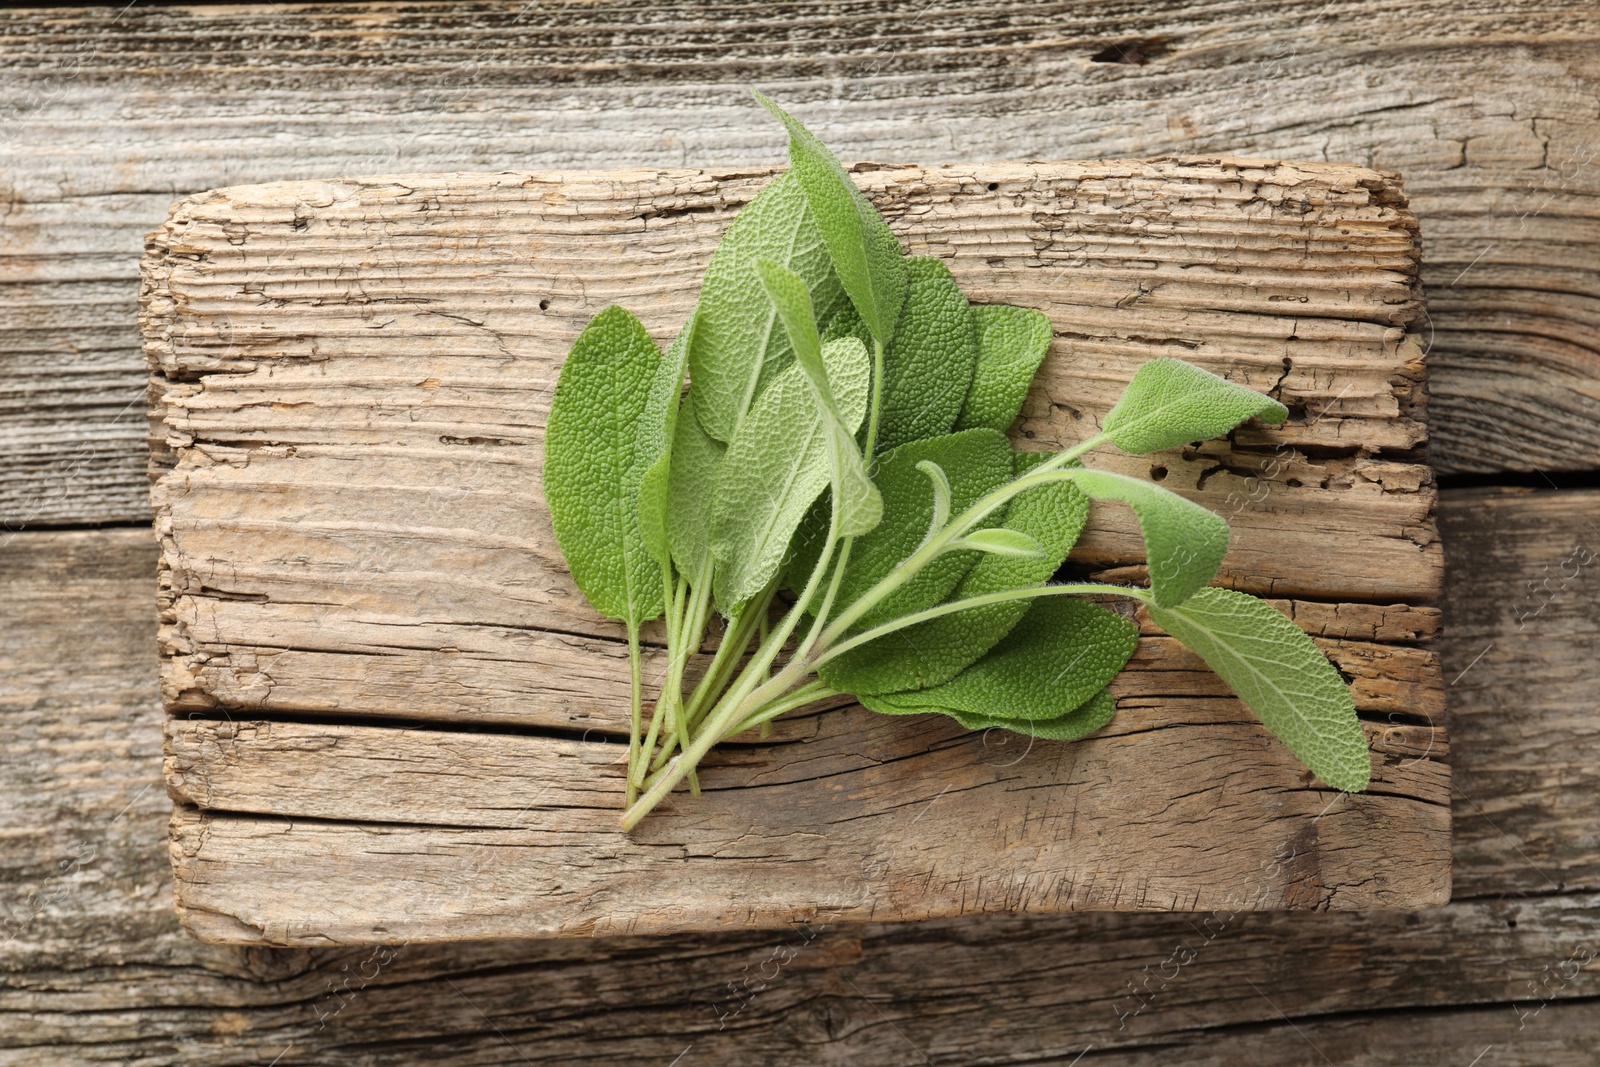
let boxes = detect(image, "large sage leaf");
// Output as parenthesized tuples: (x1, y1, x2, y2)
(874, 256, 978, 452)
(1066, 468, 1227, 609)
(756, 92, 907, 348)
(689, 170, 847, 443)
(1104, 358, 1289, 454)
(1147, 588, 1370, 792)
(954, 304, 1052, 432)
(862, 597, 1138, 721)
(709, 337, 871, 608)
(543, 305, 667, 626)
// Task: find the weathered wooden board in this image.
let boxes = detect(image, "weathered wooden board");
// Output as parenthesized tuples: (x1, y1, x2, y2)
(0, 490, 1595, 1062)
(5, 1, 1600, 531)
(143, 159, 1446, 943)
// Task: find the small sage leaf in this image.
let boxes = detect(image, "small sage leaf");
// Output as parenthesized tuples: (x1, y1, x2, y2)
(861, 597, 1138, 721)
(543, 305, 667, 626)
(874, 256, 978, 451)
(949, 528, 1044, 559)
(666, 390, 725, 582)
(915, 459, 952, 537)
(948, 687, 1118, 741)
(636, 313, 695, 569)
(755, 91, 908, 347)
(954, 304, 1052, 432)
(1147, 588, 1370, 792)
(1066, 468, 1228, 609)
(820, 450, 1089, 695)
(1104, 358, 1289, 455)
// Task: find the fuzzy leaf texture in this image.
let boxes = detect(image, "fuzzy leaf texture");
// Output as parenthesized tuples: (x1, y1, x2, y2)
(688, 169, 847, 443)
(862, 597, 1138, 722)
(543, 305, 666, 626)
(755, 91, 908, 347)
(819, 450, 1089, 694)
(954, 304, 1053, 432)
(1147, 588, 1370, 792)
(947, 687, 1119, 741)
(1103, 358, 1289, 454)
(754, 259, 882, 536)
(709, 337, 871, 608)
(1066, 468, 1228, 608)
(874, 256, 978, 451)
(665, 391, 725, 582)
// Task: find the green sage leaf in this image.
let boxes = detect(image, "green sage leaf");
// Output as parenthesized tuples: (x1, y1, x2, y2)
(950, 528, 1044, 559)
(953, 304, 1052, 432)
(948, 687, 1118, 741)
(874, 256, 978, 451)
(755, 259, 882, 537)
(1147, 588, 1369, 792)
(1067, 468, 1228, 609)
(666, 390, 725, 582)
(543, 305, 667, 626)
(689, 169, 847, 443)
(819, 450, 1089, 694)
(1104, 358, 1289, 455)
(709, 336, 871, 608)
(636, 313, 695, 569)
(861, 597, 1138, 722)
(756, 91, 908, 347)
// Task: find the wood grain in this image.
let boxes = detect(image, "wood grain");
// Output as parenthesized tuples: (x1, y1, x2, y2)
(4, 1, 1600, 525)
(140, 160, 1448, 941)
(0, 492, 1596, 1062)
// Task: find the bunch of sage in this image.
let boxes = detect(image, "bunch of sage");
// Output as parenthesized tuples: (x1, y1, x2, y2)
(543, 95, 1369, 829)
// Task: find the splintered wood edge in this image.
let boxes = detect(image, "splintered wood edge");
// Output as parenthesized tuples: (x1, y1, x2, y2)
(141, 158, 1446, 940)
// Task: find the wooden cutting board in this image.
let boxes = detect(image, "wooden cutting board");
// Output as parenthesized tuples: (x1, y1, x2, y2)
(142, 158, 1447, 945)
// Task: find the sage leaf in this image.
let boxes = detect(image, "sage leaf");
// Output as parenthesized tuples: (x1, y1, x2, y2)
(1147, 588, 1370, 792)
(1067, 468, 1227, 609)
(666, 390, 725, 582)
(829, 428, 1012, 630)
(543, 305, 667, 626)
(862, 597, 1138, 721)
(1104, 358, 1289, 455)
(689, 169, 847, 443)
(636, 313, 695, 569)
(710, 336, 871, 608)
(950, 528, 1044, 559)
(948, 687, 1118, 741)
(819, 450, 1089, 694)
(756, 91, 908, 347)
(954, 304, 1052, 432)
(916, 459, 952, 536)
(874, 256, 978, 452)
(755, 259, 882, 537)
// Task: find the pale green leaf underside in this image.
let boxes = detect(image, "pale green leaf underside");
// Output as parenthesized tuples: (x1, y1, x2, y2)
(1103, 357, 1289, 455)
(710, 338, 871, 608)
(1147, 588, 1369, 792)
(755, 259, 882, 538)
(862, 596, 1138, 720)
(756, 91, 908, 347)
(954, 304, 1053, 432)
(636, 313, 694, 569)
(1067, 468, 1228, 608)
(689, 169, 846, 443)
(955, 527, 1044, 559)
(543, 305, 666, 626)
(665, 391, 725, 582)
(819, 449, 1089, 694)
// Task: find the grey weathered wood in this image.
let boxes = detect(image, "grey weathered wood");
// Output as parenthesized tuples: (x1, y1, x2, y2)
(4, 1, 1600, 525)
(141, 160, 1448, 941)
(0, 489, 1597, 1063)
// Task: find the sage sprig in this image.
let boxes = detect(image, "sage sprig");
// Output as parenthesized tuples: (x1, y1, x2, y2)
(541, 95, 1366, 828)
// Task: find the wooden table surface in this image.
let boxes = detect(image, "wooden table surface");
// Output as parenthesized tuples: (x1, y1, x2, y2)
(2, 3, 1597, 1063)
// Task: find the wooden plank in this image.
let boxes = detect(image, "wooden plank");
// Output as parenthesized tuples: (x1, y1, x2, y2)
(140, 160, 1448, 940)
(0, 489, 1594, 1062)
(3, 2, 1600, 524)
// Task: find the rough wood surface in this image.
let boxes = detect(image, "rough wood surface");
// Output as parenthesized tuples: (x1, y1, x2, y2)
(5, 0, 1600, 528)
(1, 488, 1595, 1062)
(140, 160, 1447, 941)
